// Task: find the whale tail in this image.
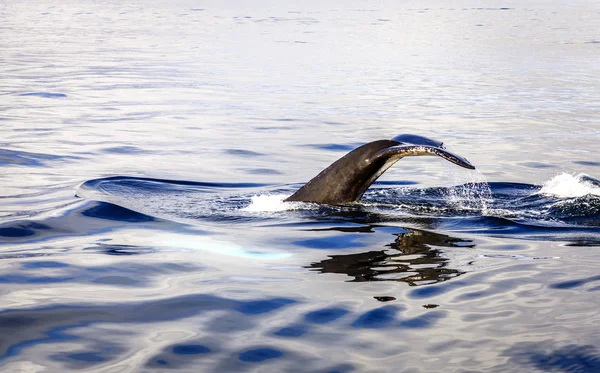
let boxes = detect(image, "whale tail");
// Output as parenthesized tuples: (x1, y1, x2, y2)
(285, 134, 475, 205)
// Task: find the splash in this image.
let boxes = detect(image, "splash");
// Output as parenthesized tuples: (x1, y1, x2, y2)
(241, 194, 300, 212)
(540, 173, 600, 198)
(446, 176, 493, 213)
(441, 146, 493, 213)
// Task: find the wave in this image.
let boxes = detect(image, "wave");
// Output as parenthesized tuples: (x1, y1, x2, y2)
(76, 174, 600, 234)
(539, 173, 600, 198)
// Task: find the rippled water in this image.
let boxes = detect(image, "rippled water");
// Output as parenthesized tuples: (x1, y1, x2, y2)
(2, 1, 600, 372)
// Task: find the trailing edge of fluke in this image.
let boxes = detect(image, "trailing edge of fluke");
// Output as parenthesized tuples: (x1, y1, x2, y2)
(285, 134, 475, 205)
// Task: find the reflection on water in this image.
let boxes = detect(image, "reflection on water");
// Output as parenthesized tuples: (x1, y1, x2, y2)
(309, 228, 473, 285)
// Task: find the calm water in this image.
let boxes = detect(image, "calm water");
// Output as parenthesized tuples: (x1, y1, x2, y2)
(2, 1, 600, 372)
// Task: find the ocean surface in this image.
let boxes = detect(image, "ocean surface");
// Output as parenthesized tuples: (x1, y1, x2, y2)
(1, 1, 600, 372)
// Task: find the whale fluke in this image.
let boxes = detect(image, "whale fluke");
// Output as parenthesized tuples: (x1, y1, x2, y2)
(285, 134, 475, 205)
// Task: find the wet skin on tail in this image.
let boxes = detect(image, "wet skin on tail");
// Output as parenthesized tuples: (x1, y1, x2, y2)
(285, 134, 475, 205)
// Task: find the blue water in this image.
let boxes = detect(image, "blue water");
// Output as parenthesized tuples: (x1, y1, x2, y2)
(2, 1, 600, 372)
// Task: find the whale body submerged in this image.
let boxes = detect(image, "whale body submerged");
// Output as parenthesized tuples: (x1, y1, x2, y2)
(285, 134, 475, 205)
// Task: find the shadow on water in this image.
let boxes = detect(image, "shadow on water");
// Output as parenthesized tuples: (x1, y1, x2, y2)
(81, 202, 155, 223)
(0, 148, 81, 167)
(0, 287, 454, 372)
(308, 228, 473, 286)
(0, 294, 296, 370)
(0, 289, 448, 372)
(503, 342, 600, 373)
(0, 202, 153, 240)
(0, 200, 208, 248)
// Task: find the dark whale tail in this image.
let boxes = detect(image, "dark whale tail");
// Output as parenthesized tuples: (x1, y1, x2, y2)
(285, 134, 475, 205)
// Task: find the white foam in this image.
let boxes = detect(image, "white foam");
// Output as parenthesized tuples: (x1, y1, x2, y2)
(540, 173, 600, 198)
(241, 194, 301, 212)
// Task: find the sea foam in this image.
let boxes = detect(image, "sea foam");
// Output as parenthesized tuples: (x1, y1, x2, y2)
(540, 173, 600, 198)
(241, 194, 299, 212)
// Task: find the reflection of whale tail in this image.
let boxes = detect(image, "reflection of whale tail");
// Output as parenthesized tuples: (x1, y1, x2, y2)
(308, 227, 473, 285)
(286, 134, 475, 205)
